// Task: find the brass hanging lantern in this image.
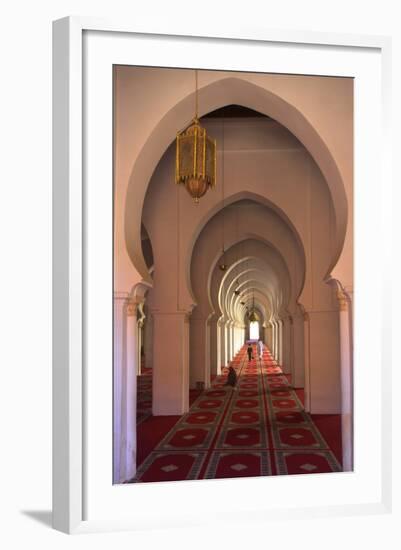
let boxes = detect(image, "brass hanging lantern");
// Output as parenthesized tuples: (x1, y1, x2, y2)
(248, 291, 257, 322)
(176, 70, 216, 203)
(248, 310, 258, 323)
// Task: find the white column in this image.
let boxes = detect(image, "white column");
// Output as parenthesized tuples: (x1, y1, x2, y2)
(304, 309, 341, 414)
(274, 321, 279, 361)
(225, 322, 231, 363)
(338, 289, 353, 471)
(235, 326, 241, 354)
(265, 322, 273, 351)
(137, 326, 142, 376)
(190, 316, 211, 390)
(209, 314, 219, 376)
(113, 293, 141, 484)
(277, 320, 283, 365)
(138, 303, 146, 375)
(136, 312, 143, 377)
(228, 323, 232, 361)
(302, 307, 341, 414)
(281, 318, 292, 374)
(220, 318, 227, 368)
(230, 322, 235, 359)
(272, 321, 276, 358)
(113, 293, 125, 484)
(229, 322, 233, 362)
(122, 299, 139, 481)
(144, 313, 153, 370)
(216, 318, 222, 375)
(292, 312, 305, 388)
(152, 311, 190, 415)
(261, 323, 266, 346)
(303, 312, 311, 412)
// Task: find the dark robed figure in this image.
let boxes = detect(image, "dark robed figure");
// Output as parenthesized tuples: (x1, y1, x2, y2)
(224, 366, 237, 388)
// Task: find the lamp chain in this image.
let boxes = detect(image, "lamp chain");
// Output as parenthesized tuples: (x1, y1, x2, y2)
(222, 114, 225, 256)
(195, 69, 198, 119)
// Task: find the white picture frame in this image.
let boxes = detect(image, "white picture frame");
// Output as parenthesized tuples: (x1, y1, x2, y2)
(52, 16, 392, 534)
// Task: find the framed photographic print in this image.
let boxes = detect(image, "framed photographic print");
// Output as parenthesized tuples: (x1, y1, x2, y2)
(52, 17, 392, 533)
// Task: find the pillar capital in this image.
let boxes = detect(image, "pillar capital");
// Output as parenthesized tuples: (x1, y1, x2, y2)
(336, 290, 348, 312)
(326, 278, 352, 312)
(126, 300, 138, 317)
(129, 280, 152, 305)
(126, 297, 147, 320)
(282, 314, 293, 324)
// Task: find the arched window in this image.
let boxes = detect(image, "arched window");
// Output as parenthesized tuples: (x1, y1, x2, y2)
(249, 321, 259, 340)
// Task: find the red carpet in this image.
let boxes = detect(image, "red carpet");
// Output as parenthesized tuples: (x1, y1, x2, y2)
(137, 415, 180, 466)
(136, 372, 203, 461)
(131, 345, 342, 482)
(285, 375, 342, 465)
(311, 414, 342, 465)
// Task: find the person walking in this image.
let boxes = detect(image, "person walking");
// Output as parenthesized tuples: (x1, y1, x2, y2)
(247, 343, 253, 361)
(257, 338, 264, 360)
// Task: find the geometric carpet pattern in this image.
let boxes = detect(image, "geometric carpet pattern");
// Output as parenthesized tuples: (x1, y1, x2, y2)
(131, 345, 342, 483)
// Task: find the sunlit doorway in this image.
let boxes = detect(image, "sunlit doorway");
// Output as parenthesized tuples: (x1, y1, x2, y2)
(249, 321, 260, 340)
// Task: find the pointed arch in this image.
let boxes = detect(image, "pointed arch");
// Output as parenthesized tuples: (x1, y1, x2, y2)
(125, 76, 347, 284)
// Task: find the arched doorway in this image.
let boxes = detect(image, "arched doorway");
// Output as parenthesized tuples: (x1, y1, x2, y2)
(249, 321, 260, 341)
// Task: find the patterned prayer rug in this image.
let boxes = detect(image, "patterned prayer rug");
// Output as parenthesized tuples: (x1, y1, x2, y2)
(131, 345, 342, 482)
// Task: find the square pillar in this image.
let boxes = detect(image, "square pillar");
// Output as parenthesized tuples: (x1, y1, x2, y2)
(190, 316, 211, 389)
(337, 289, 353, 471)
(152, 311, 190, 415)
(307, 310, 341, 414)
(209, 314, 219, 376)
(292, 313, 305, 388)
(281, 317, 292, 374)
(113, 294, 139, 484)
